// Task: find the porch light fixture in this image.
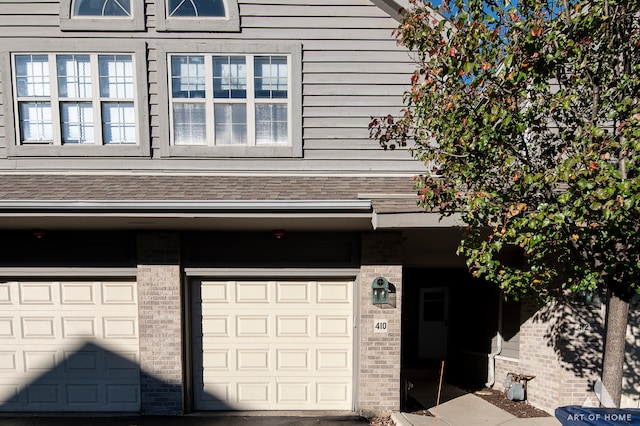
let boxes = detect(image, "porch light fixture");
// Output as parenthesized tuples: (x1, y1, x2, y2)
(372, 276, 390, 305)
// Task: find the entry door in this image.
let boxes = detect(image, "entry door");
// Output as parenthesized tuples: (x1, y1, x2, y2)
(418, 288, 449, 360)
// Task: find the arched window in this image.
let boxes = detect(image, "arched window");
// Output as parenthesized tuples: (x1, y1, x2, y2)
(167, 0, 225, 17)
(155, 0, 239, 32)
(73, 0, 131, 16)
(60, 0, 145, 30)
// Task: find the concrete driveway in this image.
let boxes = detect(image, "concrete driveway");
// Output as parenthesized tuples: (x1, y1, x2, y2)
(0, 414, 370, 426)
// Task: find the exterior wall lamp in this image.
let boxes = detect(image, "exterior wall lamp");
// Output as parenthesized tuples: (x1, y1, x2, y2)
(372, 276, 395, 307)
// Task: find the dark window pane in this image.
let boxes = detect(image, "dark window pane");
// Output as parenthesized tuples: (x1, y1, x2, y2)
(168, 0, 225, 17)
(74, 0, 131, 16)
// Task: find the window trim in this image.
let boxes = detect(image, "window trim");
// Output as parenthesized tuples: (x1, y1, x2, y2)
(154, 41, 302, 158)
(60, 0, 145, 31)
(154, 0, 239, 32)
(0, 40, 150, 158)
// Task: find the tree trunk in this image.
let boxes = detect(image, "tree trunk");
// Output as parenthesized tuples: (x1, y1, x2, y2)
(602, 290, 630, 407)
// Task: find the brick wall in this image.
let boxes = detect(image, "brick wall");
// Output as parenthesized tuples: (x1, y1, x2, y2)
(358, 231, 403, 417)
(622, 295, 640, 408)
(514, 298, 604, 413)
(137, 232, 183, 415)
(494, 357, 520, 390)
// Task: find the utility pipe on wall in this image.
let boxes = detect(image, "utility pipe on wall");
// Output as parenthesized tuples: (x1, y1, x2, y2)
(486, 294, 504, 388)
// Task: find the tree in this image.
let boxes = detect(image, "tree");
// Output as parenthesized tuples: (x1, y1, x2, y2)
(370, 0, 640, 406)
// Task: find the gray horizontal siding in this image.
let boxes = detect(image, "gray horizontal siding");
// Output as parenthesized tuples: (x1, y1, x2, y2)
(0, 0, 419, 173)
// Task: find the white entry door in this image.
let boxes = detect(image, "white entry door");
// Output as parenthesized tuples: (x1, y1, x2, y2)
(191, 278, 354, 410)
(418, 288, 449, 360)
(0, 280, 140, 412)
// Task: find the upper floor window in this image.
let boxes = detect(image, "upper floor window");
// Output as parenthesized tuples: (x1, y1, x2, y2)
(60, 0, 145, 31)
(74, 0, 131, 16)
(154, 41, 301, 158)
(155, 0, 239, 32)
(169, 54, 289, 147)
(14, 53, 136, 146)
(168, 0, 225, 17)
(1, 41, 150, 157)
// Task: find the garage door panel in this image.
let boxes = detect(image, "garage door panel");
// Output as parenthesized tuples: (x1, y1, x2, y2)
(236, 315, 270, 337)
(103, 317, 138, 339)
(237, 381, 271, 405)
(101, 283, 137, 305)
(20, 283, 56, 305)
(0, 352, 17, 371)
(60, 283, 96, 305)
(317, 281, 352, 304)
(23, 351, 58, 372)
(0, 317, 14, 337)
(62, 317, 97, 338)
(0, 279, 140, 412)
(276, 348, 310, 370)
(0, 385, 19, 404)
(201, 349, 230, 370)
(316, 315, 351, 337)
(276, 282, 310, 303)
(236, 281, 271, 303)
(200, 281, 230, 303)
(201, 316, 230, 337)
(22, 317, 58, 339)
(276, 315, 310, 337)
(277, 381, 310, 405)
(237, 349, 270, 371)
(317, 349, 351, 371)
(0, 284, 11, 304)
(317, 382, 351, 403)
(64, 349, 98, 371)
(193, 278, 354, 411)
(105, 351, 139, 371)
(105, 384, 139, 405)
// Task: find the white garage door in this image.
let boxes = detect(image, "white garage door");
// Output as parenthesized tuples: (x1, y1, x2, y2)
(0, 280, 140, 412)
(192, 278, 354, 410)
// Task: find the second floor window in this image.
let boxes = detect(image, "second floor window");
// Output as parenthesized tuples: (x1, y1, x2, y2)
(14, 53, 137, 145)
(168, 0, 225, 17)
(169, 54, 290, 147)
(73, 0, 131, 16)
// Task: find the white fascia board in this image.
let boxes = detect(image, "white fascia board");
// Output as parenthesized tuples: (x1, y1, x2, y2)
(0, 200, 372, 213)
(373, 211, 464, 228)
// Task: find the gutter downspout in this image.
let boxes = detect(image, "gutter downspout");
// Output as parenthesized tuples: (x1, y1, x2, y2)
(486, 294, 504, 387)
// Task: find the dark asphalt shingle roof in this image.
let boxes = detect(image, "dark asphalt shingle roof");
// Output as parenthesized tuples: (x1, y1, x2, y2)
(0, 174, 423, 214)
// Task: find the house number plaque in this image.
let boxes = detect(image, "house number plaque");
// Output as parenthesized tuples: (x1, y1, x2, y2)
(373, 319, 389, 333)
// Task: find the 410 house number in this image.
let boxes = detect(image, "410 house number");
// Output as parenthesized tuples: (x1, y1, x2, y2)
(374, 319, 389, 333)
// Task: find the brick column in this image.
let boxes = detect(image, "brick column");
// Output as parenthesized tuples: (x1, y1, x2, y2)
(358, 231, 403, 417)
(136, 232, 183, 415)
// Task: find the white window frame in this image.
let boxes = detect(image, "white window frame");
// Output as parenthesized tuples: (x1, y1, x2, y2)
(0, 41, 150, 158)
(154, 0, 239, 32)
(169, 53, 290, 148)
(60, 0, 145, 31)
(155, 41, 302, 158)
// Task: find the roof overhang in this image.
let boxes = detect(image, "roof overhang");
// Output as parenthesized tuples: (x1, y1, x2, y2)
(0, 200, 375, 232)
(373, 211, 464, 229)
(370, 0, 408, 22)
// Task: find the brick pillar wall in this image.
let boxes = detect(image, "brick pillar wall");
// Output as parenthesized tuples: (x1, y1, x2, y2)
(137, 232, 183, 415)
(495, 357, 520, 390)
(623, 298, 640, 408)
(358, 231, 403, 417)
(518, 298, 604, 413)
